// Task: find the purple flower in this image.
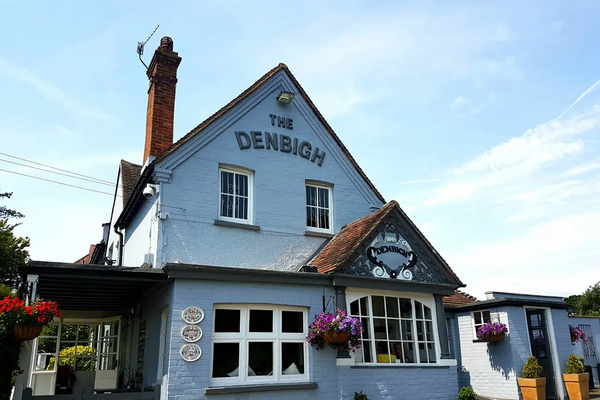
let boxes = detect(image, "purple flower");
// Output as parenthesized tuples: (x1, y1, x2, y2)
(476, 322, 508, 339)
(307, 308, 363, 351)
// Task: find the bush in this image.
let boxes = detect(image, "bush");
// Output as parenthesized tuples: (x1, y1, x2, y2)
(457, 386, 477, 400)
(48, 345, 96, 371)
(522, 356, 543, 378)
(354, 391, 369, 400)
(565, 354, 585, 374)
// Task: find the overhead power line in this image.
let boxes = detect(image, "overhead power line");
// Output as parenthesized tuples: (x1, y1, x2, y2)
(0, 158, 115, 187)
(0, 151, 114, 185)
(0, 168, 116, 196)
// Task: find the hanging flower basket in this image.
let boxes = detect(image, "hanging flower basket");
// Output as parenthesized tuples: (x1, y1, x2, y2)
(476, 322, 508, 344)
(13, 325, 43, 341)
(307, 309, 363, 351)
(321, 331, 350, 344)
(480, 332, 505, 343)
(569, 325, 586, 344)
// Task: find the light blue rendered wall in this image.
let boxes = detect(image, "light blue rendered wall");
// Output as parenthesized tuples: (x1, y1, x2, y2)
(124, 199, 156, 267)
(155, 70, 383, 269)
(166, 279, 458, 400)
(141, 284, 173, 388)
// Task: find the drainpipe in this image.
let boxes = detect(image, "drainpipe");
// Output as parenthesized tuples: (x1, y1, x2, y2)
(114, 226, 124, 266)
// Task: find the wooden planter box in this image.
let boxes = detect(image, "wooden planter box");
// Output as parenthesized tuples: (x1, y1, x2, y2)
(518, 377, 546, 400)
(563, 373, 590, 400)
(13, 325, 43, 341)
(321, 331, 350, 344)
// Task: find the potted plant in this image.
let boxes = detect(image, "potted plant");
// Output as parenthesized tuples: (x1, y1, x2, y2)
(563, 354, 589, 400)
(0, 296, 61, 341)
(476, 321, 508, 343)
(307, 308, 362, 351)
(517, 356, 545, 400)
(457, 386, 477, 400)
(354, 391, 369, 400)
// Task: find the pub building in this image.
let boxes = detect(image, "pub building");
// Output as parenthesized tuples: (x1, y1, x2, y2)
(15, 36, 542, 400)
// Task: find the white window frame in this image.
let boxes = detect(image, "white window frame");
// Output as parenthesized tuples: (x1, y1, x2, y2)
(210, 304, 309, 387)
(218, 167, 253, 224)
(305, 183, 333, 233)
(471, 310, 492, 338)
(347, 290, 440, 366)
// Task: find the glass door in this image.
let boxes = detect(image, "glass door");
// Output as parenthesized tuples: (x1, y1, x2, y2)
(94, 319, 120, 390)
(30, 323, 61, 395)
(526, 309, 556, 399)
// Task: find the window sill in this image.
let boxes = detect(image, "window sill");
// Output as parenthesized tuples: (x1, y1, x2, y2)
(214, 220, 261, 231)
(205, 382, 318, 395)
(304, 230, 334, 238)
(351, 364, 450, 369)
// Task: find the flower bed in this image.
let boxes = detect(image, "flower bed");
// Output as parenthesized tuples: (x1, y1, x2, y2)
(476, 322, 508, 343)
(307, 309, 362, 351)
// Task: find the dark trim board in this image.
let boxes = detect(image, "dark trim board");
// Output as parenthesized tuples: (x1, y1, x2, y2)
(205, 382, 318, 395)
(446, 298, 570, 312)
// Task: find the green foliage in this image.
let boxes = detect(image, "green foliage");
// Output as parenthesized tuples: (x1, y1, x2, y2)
(48, 345, 96, 371)
(0, 219, 30, 287)
(0, 193, 24, 220)
(566, 283, 600, 316)
(0, 285, 14, 299)
(354, 391, 369, 400)
(457, 386, 477, 400)
(522, 356, 544, 378)
(0, 324, 21, 400)
(565, 354, 585, 374)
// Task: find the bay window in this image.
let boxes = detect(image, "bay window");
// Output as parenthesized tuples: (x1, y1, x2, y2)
(349, 294, 438, 364)
(211, 305, 308, 386)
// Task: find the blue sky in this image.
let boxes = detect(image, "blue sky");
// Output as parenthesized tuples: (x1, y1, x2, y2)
(1, 1, 599, 298)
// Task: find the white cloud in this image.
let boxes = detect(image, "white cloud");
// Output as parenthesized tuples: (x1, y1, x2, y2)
(0, 59, 110, 120)
(561, 161, 600, 177)
(450, 96, 469, 111)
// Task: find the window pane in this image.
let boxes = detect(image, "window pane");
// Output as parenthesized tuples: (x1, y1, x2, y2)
(350, 300, 359, 316)
(418, 342, 427, 363)
(307, 207, 317, 228)
(248, 342, 273, 376)
(403, 342, 415, 363)
(281, 343, 304, 375)
(417, 321, 424, 341)
(400, 299, 412, 318)
(361, 318, 370, 339)
(318, 188, 329, 208)
(390, 341, 403, 363)
(306, 186, 317, 206)
(388, 319, 401, 340)
(424, 305, 432, 320)
(425, 321, 434, 341)
(213, 343, 239, 378)
(215, 309, 241, 333)
(221, 171, 234, 194)
(249, 310, 273, 333)
(98, 354, 117, 370)
(376, 341, 392, 363)
(374, 318, 387, 339)
(318, 208, 329, 229)
(236, 174, 248, 197)
(221, 194, 233, 218)
(427, 343, 436, 363)
(474, 312, 482, 325)
(282, 311, 303, 333)
(483, 311, 491, 323)
(372, 296, 385, 317)
(38, 337, 58, 354)
(359, 297, 369, 316)
(359, 340, 373, 363)
(386, 297, 399, 318)
(415, 301, 423, 319)
(401, 320, 413, 341)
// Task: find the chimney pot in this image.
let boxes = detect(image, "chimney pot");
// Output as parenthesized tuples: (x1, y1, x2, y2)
(159, 36, 174, 51)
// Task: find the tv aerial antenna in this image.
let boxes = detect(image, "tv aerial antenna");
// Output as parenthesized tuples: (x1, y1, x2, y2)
(137, 25, 160, 70)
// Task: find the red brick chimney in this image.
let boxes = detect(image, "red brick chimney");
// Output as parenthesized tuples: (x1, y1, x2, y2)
(144, 36, 182, 165)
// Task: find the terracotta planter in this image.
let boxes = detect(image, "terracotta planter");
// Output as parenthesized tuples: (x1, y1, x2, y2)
(563, 373, 590, 400)
(518, 377, 546, 400)
(321, 331, 350, 343)
(480, 332, 505, 343)
(13, 325, 43, 341)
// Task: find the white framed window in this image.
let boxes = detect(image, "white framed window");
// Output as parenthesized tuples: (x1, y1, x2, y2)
(471, 310, 492, 338)
(348, 293, 438, 365)
(305, 184, 332, 232)
(219, 167, 253, 224)
(211, 305, 308, 386)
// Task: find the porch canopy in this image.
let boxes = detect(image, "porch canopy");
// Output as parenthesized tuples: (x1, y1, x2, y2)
(22, 261, 168, 312)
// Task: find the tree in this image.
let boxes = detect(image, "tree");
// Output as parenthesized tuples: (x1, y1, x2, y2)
(0, 192, 29, 288)
(566, 283, 600, 316)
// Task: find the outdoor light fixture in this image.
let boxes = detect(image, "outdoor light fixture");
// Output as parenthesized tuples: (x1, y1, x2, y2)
(277, 91, 295, 104)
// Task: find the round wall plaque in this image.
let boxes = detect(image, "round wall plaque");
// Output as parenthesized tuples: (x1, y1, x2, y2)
(180, 344, 202, 362)
(181, 325, 203, 343)
(182, 306, 204, 324)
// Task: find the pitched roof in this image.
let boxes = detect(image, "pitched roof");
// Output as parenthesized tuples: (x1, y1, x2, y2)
(151, 63, 385, 203)
(310, 200, 463, 285)
(443, 290, 478, 306)
(120, 159, 142, 207)
(73, 244, 96, 264)
(311, 201, 396, 274)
